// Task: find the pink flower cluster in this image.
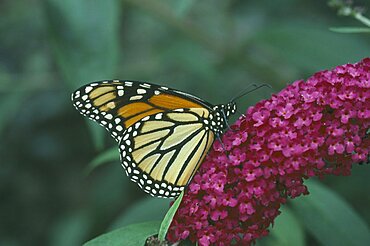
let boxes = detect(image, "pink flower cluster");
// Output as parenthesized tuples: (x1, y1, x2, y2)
(167, 58, 370, 245)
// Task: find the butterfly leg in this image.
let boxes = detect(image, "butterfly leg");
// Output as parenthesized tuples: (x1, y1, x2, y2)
(216, 134, 233, 163)
(216, 134, 227, 152)
(222, 110, 237, 132)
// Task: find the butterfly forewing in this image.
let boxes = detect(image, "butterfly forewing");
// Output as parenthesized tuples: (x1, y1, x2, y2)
(71, 80, 211, 141)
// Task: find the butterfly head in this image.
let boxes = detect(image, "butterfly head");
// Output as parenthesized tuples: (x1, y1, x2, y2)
(210, 102, 237, 134)
(225, 101, 237, 117)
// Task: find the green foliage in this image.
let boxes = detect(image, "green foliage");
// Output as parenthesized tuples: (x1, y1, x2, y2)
(330, 27, 370, 33)
(158, 191, 184, 241)
(45, 0, 120, 87)
(85, 147, 118, 175)
(0, 91, 26, 134)
(328, 0, 370, 33)
(256, 206, 305, 246)
(50, 211, 91, 246)
(290, 180, 370, 246)
(88, 192, 182, 245)
(45, 0, 121, 150)
(83, 221, 160, 246)
(1, 0, 369, 245)
(109, 197, 169, 230)
(252, 24, 370, 72)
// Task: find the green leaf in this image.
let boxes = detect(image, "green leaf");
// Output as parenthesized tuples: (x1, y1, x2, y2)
(109, 197, 170, 230)
(330, 27, 370, 33)
(85, 147, 118, 175)
(83, 221, 160, 246)
(290, 180, 370, 246)
(158, 191, 184, 241)
(263, 206, 305, 246)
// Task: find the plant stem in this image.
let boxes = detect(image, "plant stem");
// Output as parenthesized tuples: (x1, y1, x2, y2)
(354, 12, 370, 27)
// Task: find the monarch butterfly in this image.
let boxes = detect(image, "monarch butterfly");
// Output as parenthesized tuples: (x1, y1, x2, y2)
(72, 80, 240, 198)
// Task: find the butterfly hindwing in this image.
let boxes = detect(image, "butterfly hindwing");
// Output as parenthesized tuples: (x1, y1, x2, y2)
(119, 109, 215, 198)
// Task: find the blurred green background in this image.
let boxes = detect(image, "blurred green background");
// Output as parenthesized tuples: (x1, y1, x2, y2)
(1, 0, 369, 245)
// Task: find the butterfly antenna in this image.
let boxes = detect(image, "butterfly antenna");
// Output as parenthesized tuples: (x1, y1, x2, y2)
(230, 83, 272, 102)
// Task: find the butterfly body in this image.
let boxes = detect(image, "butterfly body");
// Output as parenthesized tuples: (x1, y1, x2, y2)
(72, 80, 236, 198)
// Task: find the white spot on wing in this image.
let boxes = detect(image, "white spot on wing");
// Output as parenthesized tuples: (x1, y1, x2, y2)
(85, 86, 93, 93)
(141, 83, 151, 88)
(105, 114, 113, 120)
(130, 95, 143, 101)
(74, 91, 80, 99)
(137, 89, 146, 94)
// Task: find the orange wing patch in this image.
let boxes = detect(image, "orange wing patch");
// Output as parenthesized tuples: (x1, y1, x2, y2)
(118, 102, 164, 128)
(118, 102, 154, 118)
(124, 109, 164, 128)
(116, 93, 206, 128)
(149, 94, 203, 109)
